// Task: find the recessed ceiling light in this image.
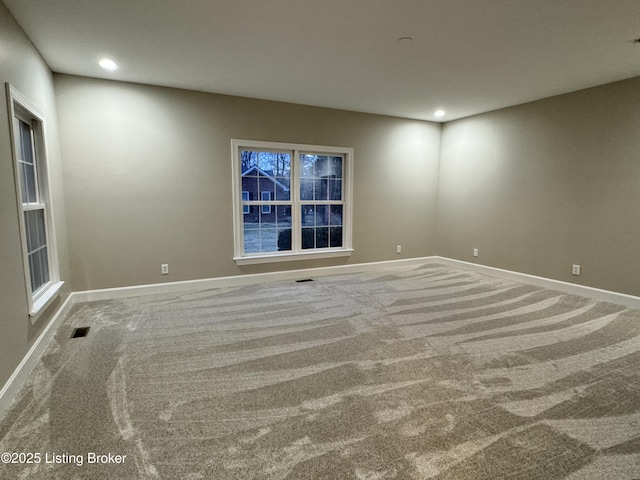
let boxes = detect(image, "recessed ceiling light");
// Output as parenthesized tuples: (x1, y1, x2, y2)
(397, 36, 413, 43)
(98, 58, 118, 71)
(434, 110, 446, 118)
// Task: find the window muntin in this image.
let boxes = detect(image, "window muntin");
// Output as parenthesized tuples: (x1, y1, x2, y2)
(233, 140, 352, 263)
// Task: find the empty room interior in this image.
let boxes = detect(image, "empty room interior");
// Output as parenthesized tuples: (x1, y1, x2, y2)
(1, 1, 640, 478)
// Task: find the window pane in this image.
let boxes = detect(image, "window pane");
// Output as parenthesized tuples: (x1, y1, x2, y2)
(19, 120, 34, 165)
(277, 227, 292, 251)
(315, 178, 328, 200)
(331, 156, 343, 179)
(315, 156, 342, 178)
(329, 179, 342, 201)
(302, 227, 314, 249)
(240, 150, 258, 174)
(330, 227, 343, 248)
(242, 191, 250, 214)
(22, 162, 37, 203)
(300, 155, 316, 177)
(18, 120, 38, 202)
(25, 209, 47, 252)
(35, 209, 47, 247)
(315, 227, 329, 248)
(259, 228, 277, 252)
(276, 205, 292, 252)
(244, 222, 268, 254)
(241, 149, 291, 212)
(276, 205, 291, 224)
(244, 203, 291, 254)
(261, 189, 272, 214)
(315, 205, 329, 226)
(14, 118, 23, 161)
(29, 211, 38, 252)
(301, 205, 315, 226)
(329, 205, 343, 226)
(24, 209, 49, 292)
(263, 152, 291, 179)
(241, 176, 258, 201)
(300, 154, 343, 202)
(300, 178, 314, 201)
(242, 150, 291, 176)
(259, 178, 275, 199)
(38, 246, 50, 290)
(298, 206, 342, 249)
(25, 210, 35, 252)
(29, 247, 49, 293)
(275, 177, 290, 201)
(28, 253, 37, 292)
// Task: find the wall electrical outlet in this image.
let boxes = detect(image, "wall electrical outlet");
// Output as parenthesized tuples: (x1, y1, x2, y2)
(396, 245, 402, 254)
(571, 264, 580, 276)
(473, 248, 479, 257)
(161, 264, 169, 275)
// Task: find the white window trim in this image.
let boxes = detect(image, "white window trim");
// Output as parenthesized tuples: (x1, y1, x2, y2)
(232, 139, 354, 265)
(6, 84, 63, 321)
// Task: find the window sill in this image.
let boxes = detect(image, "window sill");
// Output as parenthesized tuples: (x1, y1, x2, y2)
(30, 281, 64, 322)
(234, 249, 353, 266)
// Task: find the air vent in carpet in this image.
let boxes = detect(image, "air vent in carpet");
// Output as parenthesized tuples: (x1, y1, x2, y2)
(296, 278, 314, 283)
(71, 327, 90, 338)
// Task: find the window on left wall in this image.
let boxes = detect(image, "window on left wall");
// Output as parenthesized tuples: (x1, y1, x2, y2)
(7, 85, 63, 319)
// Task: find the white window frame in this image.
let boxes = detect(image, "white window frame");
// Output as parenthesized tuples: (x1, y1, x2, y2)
(232, 139, 354, 265)
(6, 84, 63, 320)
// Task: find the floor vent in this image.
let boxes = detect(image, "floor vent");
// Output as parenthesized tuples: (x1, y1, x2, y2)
(71, 327, 90, 338)
(296, 278, 314, 283)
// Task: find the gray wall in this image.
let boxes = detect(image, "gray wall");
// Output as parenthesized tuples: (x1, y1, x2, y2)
(0, 3, 70, 387)
(438, 77, 640, 296)
(54, 75, 442, 291)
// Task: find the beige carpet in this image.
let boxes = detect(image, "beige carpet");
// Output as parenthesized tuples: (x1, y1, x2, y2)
(1, 263, 639, 479)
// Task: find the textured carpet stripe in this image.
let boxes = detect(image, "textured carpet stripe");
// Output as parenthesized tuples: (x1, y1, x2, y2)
(1, 263, 639, 479)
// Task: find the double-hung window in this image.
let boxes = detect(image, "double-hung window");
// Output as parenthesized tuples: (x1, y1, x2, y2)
(232, 140, 353, 264)
(7, 85, 63, 318)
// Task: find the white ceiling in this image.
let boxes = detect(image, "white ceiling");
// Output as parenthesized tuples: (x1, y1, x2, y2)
(5, 0, 640, 121)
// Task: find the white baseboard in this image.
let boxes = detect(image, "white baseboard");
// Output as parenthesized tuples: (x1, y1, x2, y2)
(72, 256, 439, 303)
(435, 257, 640, 309)
(0, 293, 76, 420)
(3, 254, 639, 422)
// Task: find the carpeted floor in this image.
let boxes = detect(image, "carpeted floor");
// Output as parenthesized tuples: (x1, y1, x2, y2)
(1, 263, 639, 479)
